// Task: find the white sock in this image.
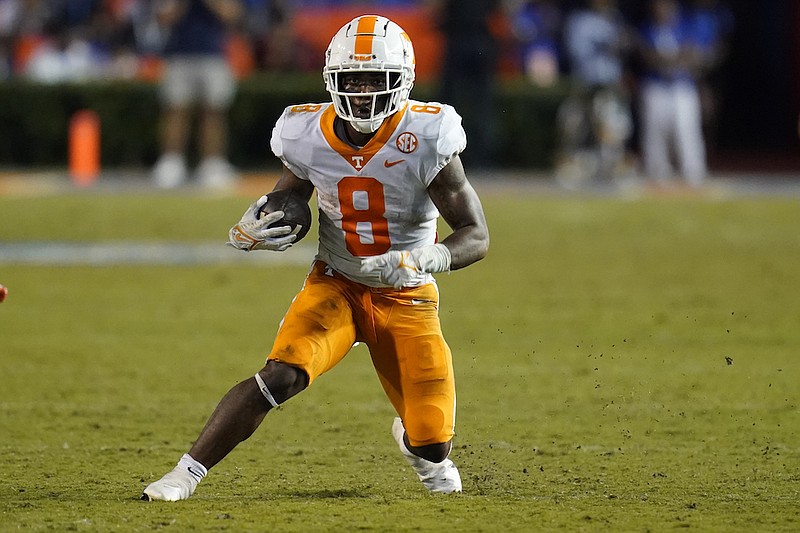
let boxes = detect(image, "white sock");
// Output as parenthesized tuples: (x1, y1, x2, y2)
(177, 453, 207, 482)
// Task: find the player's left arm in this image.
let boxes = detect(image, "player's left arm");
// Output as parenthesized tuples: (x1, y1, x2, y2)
(427, 155, 490, 270)
(359, 155, 488, 288)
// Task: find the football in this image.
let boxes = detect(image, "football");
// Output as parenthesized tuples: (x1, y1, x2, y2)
(257, 188, 313, 243)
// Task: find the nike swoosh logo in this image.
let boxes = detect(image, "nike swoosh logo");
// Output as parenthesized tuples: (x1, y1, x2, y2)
(187, 466, 204, 480)
(384, 159, 405, 168)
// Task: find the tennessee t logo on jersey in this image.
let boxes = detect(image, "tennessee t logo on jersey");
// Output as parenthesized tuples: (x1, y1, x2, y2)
(351, 156, 365, 169)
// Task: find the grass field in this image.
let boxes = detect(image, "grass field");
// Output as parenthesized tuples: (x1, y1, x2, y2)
(1, 183, 799, 531)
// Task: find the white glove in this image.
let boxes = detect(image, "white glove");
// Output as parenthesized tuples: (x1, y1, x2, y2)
(360, 244, 451, 289)
(227, 195, 297, 252)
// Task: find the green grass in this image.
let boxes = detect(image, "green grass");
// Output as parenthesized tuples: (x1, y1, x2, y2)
(1, 188, 799, 531)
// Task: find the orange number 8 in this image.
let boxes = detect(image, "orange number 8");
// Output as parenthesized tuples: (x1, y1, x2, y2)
(290, 104, 322, 113)
(410, 104, 441, 114)
(337, 176, 391, 256)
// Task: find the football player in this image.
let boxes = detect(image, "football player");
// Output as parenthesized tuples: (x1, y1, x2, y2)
(142, 14, 489, 500)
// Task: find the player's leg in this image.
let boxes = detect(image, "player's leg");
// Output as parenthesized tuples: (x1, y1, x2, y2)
(390, 417, 461, 494)
(395, 425, 451, 463)
(142, 262, 358, 501)
(367, 285, 462, 493)
(141, 361, 306, 502)
(194, 264, 357, 464)
(187, 360, 307, 469)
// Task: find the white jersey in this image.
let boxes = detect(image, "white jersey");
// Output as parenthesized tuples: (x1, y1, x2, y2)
(271, 100, 467, 287)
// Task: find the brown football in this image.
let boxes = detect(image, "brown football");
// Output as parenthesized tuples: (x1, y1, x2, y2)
(257, 188, 312, 243)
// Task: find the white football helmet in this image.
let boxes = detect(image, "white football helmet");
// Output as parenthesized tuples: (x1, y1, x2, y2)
(324, 15, 415, 133)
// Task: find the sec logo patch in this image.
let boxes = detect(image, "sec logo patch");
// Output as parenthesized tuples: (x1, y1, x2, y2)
(396, 132, 418, 154)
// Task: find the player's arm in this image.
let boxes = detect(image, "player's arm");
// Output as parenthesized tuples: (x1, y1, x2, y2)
(227, 166, 314, 252)
(427, 155, 490, 270)
(271, 165, 315, 201)
(360, 155, 489, 288)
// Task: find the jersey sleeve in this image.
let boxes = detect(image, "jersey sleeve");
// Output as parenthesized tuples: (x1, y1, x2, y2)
(426, 105, 467, 184)
(270, 106, 310, 180)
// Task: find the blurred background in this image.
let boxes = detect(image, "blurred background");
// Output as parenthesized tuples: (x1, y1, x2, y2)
(0, 0, 797, 187)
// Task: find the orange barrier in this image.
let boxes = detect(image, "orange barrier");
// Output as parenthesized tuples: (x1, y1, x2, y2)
(226, 31, 257, 79)
(69, 110, 101, 186)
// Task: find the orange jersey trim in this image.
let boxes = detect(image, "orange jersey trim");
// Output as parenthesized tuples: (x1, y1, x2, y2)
(319, 104, 408, 171)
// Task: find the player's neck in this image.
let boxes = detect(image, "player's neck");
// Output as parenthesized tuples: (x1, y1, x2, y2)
(336, 118, 375, 148)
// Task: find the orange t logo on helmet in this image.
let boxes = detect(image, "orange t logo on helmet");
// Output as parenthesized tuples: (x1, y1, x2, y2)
(353, 15, 378, 61)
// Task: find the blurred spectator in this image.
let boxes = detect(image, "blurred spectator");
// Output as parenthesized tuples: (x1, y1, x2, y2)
(685, 0, 733, 154)
(555, 0, 634, 189)
(636, 0, 706, 187)
(23, 1, 108, 84)
(242, 0, 294, 72)
(150, 0, 244, 189)
(432, 0, 502, 169)
(0, 0, 52, 79)
(685, 0, 733, 70)
(1, 0, 158, 82)
(510, 0, 561, 87)
(83, 0, 149, 80)
(0, 0, 22, 78)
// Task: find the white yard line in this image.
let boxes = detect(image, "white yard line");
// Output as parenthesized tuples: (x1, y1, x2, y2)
(0, 242, 316, 266)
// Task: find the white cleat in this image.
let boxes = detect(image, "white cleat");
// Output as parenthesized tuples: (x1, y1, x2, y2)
(141, 468, 199, 501)
(392, 417, 462, 494)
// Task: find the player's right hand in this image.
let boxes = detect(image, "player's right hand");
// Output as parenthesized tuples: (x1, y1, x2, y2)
(227, 198, 297, 252)
(360, 250, 421, 289)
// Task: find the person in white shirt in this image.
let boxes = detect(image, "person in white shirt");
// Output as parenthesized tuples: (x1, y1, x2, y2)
(638, 0, 707, 186)
(556, 0, 634, 188)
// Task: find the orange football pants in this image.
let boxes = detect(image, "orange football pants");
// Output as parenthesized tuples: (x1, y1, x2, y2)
(267, 261, 456, 446)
